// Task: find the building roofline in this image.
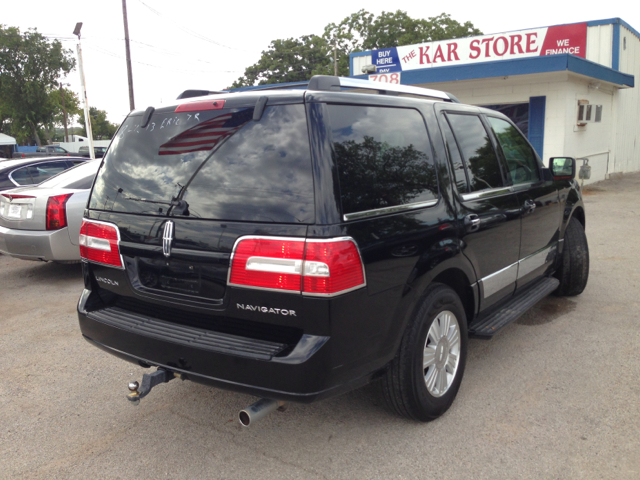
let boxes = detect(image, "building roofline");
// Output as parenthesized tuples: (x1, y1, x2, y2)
(587, 18, 640, 41)
(350, 54, 634, 88)
(349, 17, 640, 74)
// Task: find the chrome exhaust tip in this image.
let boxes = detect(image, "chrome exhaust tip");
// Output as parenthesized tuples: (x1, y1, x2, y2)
(239, 398, 286, 427)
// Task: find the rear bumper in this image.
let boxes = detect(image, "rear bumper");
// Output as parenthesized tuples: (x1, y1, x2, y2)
(0, 225, 79, 261)
(77, 289, 377, 403)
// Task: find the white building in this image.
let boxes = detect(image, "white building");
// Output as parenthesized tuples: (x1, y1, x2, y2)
(350, 18, 638, 185)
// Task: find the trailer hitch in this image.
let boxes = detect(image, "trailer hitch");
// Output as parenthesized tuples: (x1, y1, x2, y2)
(126, 369, 181, 405)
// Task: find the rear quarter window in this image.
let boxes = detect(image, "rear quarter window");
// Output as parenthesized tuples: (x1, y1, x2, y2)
(327, 105, 437, 217)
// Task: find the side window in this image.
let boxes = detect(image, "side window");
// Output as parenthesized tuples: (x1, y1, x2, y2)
(27, 161, 68, 183)
(440, 117, 469, 194)
(327, 105, 437, 216)
(487, 117, 540, 185)
(10, 167, 34, 185)
(447, 114, 504, 192)
(54, 146, 66, 153)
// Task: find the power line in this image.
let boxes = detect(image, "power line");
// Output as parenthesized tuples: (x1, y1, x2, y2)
(85, 45, 240, 74)
(135, 0, 252, 52)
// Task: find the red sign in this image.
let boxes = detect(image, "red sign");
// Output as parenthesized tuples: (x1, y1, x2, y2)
(370, 23, 588, 73)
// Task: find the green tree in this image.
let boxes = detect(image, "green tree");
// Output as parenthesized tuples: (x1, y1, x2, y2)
(232, 11, 482, 86)
(0, 25, 76, 145)
(77, 107, 118, 140)
(231, 35, 331, 87)
(41, 86, 82, 143)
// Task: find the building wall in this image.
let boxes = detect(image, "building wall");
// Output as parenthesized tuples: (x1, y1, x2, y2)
(561, 76, 616, 184)
(586, 24, 613, 67)
(613, 26, 640, 174)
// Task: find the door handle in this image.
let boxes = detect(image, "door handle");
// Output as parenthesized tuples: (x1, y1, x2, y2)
(523, 199, 536, 214)
(464, 214, 480, 232)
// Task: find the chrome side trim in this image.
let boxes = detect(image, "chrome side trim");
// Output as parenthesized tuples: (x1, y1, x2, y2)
(478, 242, 560, 298)
(517, 243, 558, 280)
(460, 186, 513, 202)
(480, 263, 518, 298)
(510, 182, 536, 192)
(343, 199, 438, 222)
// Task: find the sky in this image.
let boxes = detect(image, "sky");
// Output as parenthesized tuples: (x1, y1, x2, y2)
(2, 1, 638, 127)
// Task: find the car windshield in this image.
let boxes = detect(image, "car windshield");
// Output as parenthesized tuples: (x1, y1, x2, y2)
(39, 160, 101, 189)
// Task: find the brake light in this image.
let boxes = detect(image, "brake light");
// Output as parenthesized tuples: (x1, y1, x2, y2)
(175, 99, 225, 113)
(79, 219, 123, 268)
(229, 237, 365, 296)
(303, 240, 365, 295)
(45, 194, 73, 230)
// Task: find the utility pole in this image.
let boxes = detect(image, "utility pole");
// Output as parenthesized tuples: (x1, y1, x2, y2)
(122, 0, 135, 111)
(73, 22, 95, 160)
(60, 82, 69, 142)
(334, 39, 338, 76)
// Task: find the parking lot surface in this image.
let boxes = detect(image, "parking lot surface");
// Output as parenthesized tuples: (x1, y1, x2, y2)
(1, 174, 639, 479)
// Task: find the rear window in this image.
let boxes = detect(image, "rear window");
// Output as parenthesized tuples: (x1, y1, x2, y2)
(39, 160, 100, 190)
(90, 104, 314, 223)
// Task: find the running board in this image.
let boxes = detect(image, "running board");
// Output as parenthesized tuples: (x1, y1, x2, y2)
(468, 277, 560, 339)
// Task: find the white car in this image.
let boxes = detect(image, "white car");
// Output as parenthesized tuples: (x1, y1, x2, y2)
(0, 160, 101, 262)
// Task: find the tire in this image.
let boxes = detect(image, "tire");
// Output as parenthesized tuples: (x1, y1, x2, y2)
(382, 284, 468, 422)
(555, 217, 589, 296)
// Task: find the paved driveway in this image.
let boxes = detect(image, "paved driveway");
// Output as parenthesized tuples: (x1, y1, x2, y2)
(1, 174, 639, 479)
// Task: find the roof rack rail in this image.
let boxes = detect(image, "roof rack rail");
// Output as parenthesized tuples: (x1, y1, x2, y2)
(307, 75, 459, 103)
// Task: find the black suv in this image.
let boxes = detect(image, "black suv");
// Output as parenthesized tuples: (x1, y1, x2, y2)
(77, 76, 588, 423)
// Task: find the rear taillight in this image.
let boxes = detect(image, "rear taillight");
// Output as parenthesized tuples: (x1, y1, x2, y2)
(79, 219, 123, 268)
(229, 236, 365, 297)
(46, 194, 73, 230)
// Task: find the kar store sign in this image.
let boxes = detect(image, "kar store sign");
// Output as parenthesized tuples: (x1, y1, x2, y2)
(370, 22, 587, 73)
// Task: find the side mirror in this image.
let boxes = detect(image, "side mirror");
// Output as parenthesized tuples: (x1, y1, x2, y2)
(549, 157, 576, 180)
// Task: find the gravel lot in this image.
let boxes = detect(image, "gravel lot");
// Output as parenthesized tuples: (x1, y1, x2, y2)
(1, 174, 639, 479)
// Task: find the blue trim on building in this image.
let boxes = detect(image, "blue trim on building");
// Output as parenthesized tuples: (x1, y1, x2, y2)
(350, 18, 640, 76)
(351, 54, 634, 88)
(528, 97, 546, 159)
(586, 18, 618, 27)
(587, 18, 640, 40)
(612, 23, 620, 71)
(618, 18, 640, 40)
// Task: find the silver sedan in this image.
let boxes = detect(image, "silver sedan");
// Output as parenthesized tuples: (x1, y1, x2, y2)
(0, 160, 101, 262)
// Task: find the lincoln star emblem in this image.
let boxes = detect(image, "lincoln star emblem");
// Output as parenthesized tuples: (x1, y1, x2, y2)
(162, 221, 174, 258)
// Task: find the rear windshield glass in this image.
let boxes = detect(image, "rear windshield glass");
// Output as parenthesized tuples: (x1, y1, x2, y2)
(90, 104, 314, 223)
(39, 160, 100, 189)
